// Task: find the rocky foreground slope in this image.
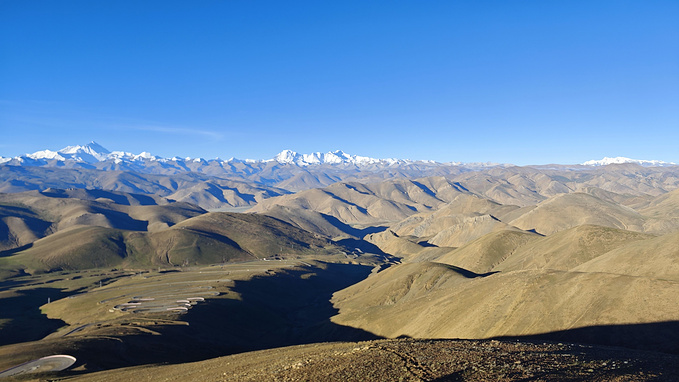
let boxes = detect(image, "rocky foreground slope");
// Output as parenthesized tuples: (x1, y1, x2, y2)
(58, 338, 679, 382)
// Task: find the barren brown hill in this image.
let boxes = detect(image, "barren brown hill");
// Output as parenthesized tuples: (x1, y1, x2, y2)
(256, 204, 384, 239)
(493, 225, 654, 272)
(572, 231, 679, 280)
(639, 187, 679, 216)
(0, 165, 290, 209)
(251, 178, 469, 225)
(358, 194, 528, 258)
(450, 164, 679, 207)
(0, 189, 205, 230)
(331, 265, 679, 343)
(434, 229, 541, 273)
(272, 170, 342, 192)
(332, 214, 679, 345)
(364, 230, 455, 263)
(0, 212, 347, 274)
(171, 212, 336, 258)
(427, 215, 521, 248)
(252, 169, 679, 242)
(507, 192, 648, 235)
(5, 162, 679, 213)
(388, 194, 520, 236)
(578, 186, 656, 208)
(165, 178, 287, 209)
(0, 204, 52, 251)
(0, 190, 205, 251)
(2, 226, 130, 273)
(634, 188, 679, 233)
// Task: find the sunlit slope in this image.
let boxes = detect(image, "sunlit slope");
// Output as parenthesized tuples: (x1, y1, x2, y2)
(171, 212, 335, 258)
(572, 231, 679, 280)
(450, 164, 679, 206)
(332, 222, 679, 342)
(3, 226, 129, 272)
(434, 230, 540, 273)
(639, 188, 679, 217)
(165, 178, 288, 210)
(507, 193, 647, 235)
(250, 178, 469, 225)
(361, 194, 533, 261)
(386, 194, 522, 247)
(0, 166, 290, 209)
(363, 230, 454, 263)
(273, 170, 342, 192)
(331, 265, 679, 340)
(493, 225, 654, 272)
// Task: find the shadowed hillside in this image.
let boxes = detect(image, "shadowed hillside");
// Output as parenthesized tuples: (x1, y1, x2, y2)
(0, 212, 352, 274)
(0, 189, 205, 252)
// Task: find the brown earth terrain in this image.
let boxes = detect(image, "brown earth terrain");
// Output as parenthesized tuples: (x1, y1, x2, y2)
(2, 165, 679, 381)
(7, 339, 679, 381)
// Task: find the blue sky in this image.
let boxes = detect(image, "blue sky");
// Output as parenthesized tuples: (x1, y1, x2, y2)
(1, 1, 678, 164)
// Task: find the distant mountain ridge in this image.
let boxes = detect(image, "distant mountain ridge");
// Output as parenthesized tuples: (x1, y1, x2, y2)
(0, 142, 423, 167)
(582, 156, 677, 167)
(272, 149, 405, 166)
(1, 142, 675, 168)
(0, 142, 507, 194)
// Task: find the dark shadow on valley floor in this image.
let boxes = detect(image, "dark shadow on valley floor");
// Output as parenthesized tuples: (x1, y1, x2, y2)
(0, 287, 70, 346)
(317, 212, 388, 237)
(86, 263, 384, 368)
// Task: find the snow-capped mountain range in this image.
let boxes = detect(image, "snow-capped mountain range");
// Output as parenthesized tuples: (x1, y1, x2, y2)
(0, 142, 410, 167)
(272, 149, 404, 166)
(17, 141, 159, 164)
(0, 142, 675, 168)
(582, 157, 676, 167)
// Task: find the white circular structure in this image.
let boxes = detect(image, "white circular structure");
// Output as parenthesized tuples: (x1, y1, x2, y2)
(0, 355, 76, 377)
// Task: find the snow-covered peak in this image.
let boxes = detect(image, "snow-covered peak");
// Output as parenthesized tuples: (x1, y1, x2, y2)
(60, 141, 110, 155)
(24, 141, 111, 163)
(274, 149, 299, 164)
(583, 157, 676, 167)
(27, 149, 66, 161)
(6, 144, 421, 168)
(59, 141, 111, 162)
(271, 149, 402, 166)
(12, 142, 164, 164)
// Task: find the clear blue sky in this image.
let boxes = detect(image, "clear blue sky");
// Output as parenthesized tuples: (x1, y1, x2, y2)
(1, 1, 678, 164)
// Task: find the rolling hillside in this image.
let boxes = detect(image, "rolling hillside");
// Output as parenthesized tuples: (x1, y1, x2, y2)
(331, 253, 679, 346)
(0, 189, 205, 251)
(1, 212, 349, 274)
